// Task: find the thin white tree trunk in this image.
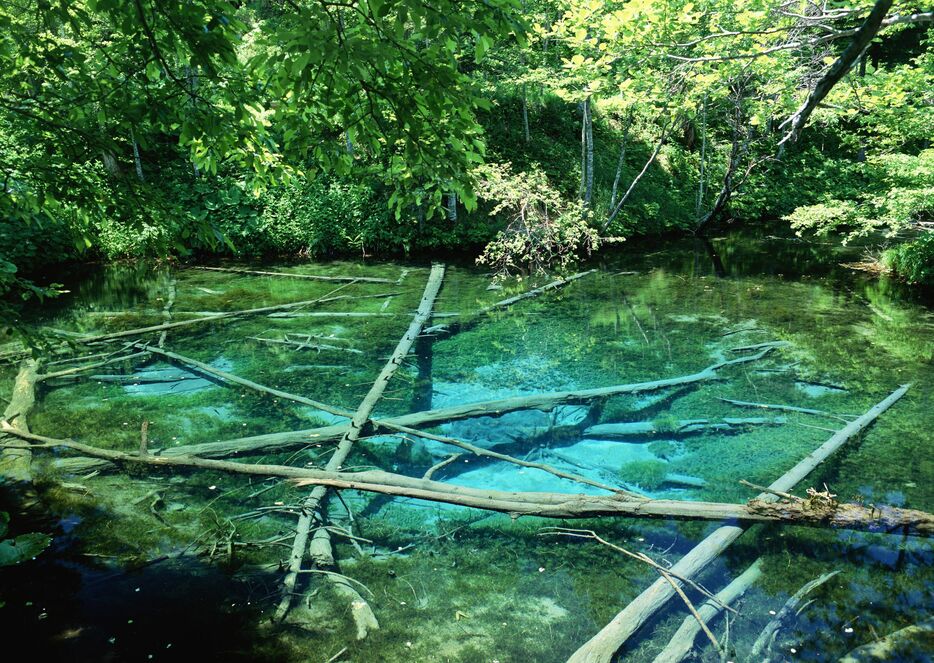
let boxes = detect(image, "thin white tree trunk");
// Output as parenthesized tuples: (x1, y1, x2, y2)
(585, 97, 594, 206)
(130, 127, 145, 182)
(522, 84, 531, 143)
(696, 96, 707, 217)
(609, 111, 634, 212)
(567, 383, 911, 663)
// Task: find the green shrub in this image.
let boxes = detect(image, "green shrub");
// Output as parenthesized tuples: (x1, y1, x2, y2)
(882, 232, 934, 285)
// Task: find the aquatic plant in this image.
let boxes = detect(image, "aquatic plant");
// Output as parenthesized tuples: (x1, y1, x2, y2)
(649, 413, 682, 434)
(0, 510, 49, 568)
(619, 460, 669, 490)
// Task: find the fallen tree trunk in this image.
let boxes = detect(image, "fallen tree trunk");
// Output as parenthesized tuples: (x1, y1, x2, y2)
(50, 349, 776, 475)
(585, 417, 784, 439)
(839, 617, 934, 663)
(267, 311, 460, 319)
(9, 436, 931, 536)
(0, 360, 40, 481)
(247, 337, 363, 354)
(56, 284, 357, 345)
(129, 344, 351, 419)
(191, 265, 393, 284)
(59, 374, 199, 385)
(566, 383, 912, 663)
(652, 558, 763, 663)
(274, 263, 445, 631)
(424, 270, 597, 335)
(750, 570, 840, 661)
(387, 422, 637, 496)
(717, 397, 845, 419)
(40, 350, 150, 381)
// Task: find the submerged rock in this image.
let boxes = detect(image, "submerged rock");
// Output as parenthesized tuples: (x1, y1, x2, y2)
(123, 358, 234, 396)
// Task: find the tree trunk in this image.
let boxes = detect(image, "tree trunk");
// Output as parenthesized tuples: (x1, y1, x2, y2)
(780, 0, 895, 145)
(609, 111, 634, 213)
(584, 417, 783, 439)
(585, 97, 594, 207)
(604, 119, 672, 229)
(567, 383, 911, 663)
(522, 84, 531, 143)
(10, 423, 931, 536)
(130, 127, 145, 182)
(580, 100, 588, 199)
(0, 360, 39, 482)
(191, 265, 392, 283)
(446, 192, 457, 222)
(696, 96, 707, 217)
(273, 264, 445, 627)
(694, 106, 753, 235)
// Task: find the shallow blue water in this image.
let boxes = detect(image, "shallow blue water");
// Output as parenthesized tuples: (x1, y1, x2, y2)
(0, 228, 931, 662)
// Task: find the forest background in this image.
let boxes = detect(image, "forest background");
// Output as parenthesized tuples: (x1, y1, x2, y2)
(1, 0, 932, 305)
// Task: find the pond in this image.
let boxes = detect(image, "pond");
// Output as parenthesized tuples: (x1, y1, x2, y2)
(0, 227, 931, 662)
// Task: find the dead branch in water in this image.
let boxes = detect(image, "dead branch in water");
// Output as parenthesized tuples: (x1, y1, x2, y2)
(749, 570, 841, 661)
(49, 349, 777, 475)
(424, 269, 597, 335)
(585, 417, 784, 439)
(567, 383, 912, 663)
(191, 265, 393, 284)
(653, 559, 764, 663)
(6, 425, 930, 536)
(246, 336, 363, 354)
(274, 263, 445, 632)
(52, 283, 357, 344)
(0, 359, 39, 481)
(717, 397, 852, 422)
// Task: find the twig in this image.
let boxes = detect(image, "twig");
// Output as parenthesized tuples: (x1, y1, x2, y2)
(325, 647, 348, 663)
(539, 528, 735, 613)
(296, 569, 375, 598)
(739, 479, 802, 502)
(422, 453, 462, 480)
(655, 565, 722, 655)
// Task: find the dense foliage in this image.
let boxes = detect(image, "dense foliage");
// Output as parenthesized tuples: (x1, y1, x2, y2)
(0, 0, 932, 292)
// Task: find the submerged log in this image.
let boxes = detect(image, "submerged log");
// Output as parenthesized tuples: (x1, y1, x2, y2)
(839, 617, 934, 662)
(56, 283, 358, 344)
(717, 397, 846, 419)
(567, 383, 912, 663)
(585, 417, 784, 438)
(274, 263, 445, 631)
(129, 344, 351, 419)
(50, 349, 776, 474)
(652, 559, 763, 663)
(40, 350, 150, 381)
(191, 265, 393, 284)
(424, 269, 597, 335)
(246, 336, 363, 354)
(0, 360, 39, 481)
(9, 436, 932, 535)
(267, 311, 460, 319)
(750, 570, 840, 661)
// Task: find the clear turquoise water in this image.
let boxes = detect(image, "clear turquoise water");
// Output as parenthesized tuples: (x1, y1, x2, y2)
(0, 228, 931, 662)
